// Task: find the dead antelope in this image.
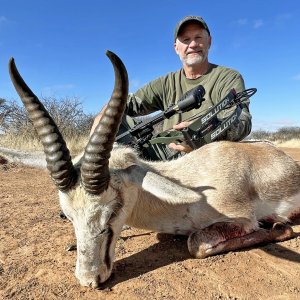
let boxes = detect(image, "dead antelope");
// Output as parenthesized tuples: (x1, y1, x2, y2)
(9, 51, 300, 288)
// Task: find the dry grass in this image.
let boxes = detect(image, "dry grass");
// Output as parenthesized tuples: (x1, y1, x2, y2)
(0, 133, 42, 150)
(0, 133, 89, 156)
(248, 127, 300, 149)
(274, 139, 300, 148)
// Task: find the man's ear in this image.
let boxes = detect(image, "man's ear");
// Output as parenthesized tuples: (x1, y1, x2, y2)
(208, 35, 212, 49)
(174, 41, 179, 55)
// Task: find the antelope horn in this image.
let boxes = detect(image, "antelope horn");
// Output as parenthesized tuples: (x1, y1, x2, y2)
(81, 50, 128, 194)
(8, 58, 77, 191)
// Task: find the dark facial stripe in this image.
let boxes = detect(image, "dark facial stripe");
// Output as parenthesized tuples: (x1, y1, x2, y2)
(104, 227, 114, 269)
(104, 187, 124, 270)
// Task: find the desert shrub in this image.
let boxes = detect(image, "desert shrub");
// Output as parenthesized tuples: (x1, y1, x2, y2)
(0, 98, 25, 132)
(248, 129, 272, 141)
(272, 127, 300, 141)
(248, 127, 300, 142)
(0, 97, 94, 153)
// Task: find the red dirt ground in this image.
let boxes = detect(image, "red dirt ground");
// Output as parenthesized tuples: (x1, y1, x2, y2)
(0, 147, 300, 300)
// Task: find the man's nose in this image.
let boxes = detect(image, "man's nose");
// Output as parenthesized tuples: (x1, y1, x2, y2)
(189, 40, 198, 47)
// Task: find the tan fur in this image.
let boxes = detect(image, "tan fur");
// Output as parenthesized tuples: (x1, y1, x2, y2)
(106, 141, 300, 233)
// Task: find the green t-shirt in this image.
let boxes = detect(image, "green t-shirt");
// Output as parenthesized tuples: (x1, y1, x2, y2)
(126, 64, 252, 141)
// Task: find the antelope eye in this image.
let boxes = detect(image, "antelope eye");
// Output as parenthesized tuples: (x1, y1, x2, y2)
(63, 212, 73, 222)
(98, 228, 110, 235)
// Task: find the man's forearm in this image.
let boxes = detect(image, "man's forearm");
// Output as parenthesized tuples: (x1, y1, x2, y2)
(223, 109, 252, 141)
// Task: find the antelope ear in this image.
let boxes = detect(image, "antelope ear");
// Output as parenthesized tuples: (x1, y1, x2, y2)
(123, 165, 201, 204)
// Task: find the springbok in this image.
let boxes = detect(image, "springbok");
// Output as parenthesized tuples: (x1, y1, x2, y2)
(9, 51, 300, 288)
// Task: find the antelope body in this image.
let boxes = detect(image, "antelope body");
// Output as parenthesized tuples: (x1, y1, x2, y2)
(9, 51, 300, 288)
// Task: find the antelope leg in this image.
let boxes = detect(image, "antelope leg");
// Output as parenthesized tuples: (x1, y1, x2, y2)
(188, 222, 294, 258)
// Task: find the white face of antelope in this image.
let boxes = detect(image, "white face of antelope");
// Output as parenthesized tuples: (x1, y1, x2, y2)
(59, 184, 126, 288)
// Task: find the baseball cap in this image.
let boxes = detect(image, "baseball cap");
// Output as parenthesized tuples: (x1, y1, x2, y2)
(174, 16, 210, 41)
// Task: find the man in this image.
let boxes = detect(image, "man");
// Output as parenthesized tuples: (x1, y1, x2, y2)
(92, 16, 252, 160)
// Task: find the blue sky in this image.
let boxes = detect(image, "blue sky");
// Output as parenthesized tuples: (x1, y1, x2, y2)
(1, 0, 300, 131)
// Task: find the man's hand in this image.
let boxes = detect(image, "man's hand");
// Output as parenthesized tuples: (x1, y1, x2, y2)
(168, 121, 193, 153)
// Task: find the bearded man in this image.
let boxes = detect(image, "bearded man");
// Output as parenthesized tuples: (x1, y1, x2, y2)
(92, 16, 252, 160)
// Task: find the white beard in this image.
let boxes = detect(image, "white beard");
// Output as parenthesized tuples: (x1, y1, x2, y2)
(180, 52, 206, 67)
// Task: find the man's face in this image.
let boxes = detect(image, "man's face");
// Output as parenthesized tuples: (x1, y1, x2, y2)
(174, 22, 211, 67)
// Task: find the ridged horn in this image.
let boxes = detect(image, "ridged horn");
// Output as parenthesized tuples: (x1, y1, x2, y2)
(81, 50, 128, 194)
(8, 58, 77, 191)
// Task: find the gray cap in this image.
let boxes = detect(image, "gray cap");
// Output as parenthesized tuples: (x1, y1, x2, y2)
(174, 16, 210, 41)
